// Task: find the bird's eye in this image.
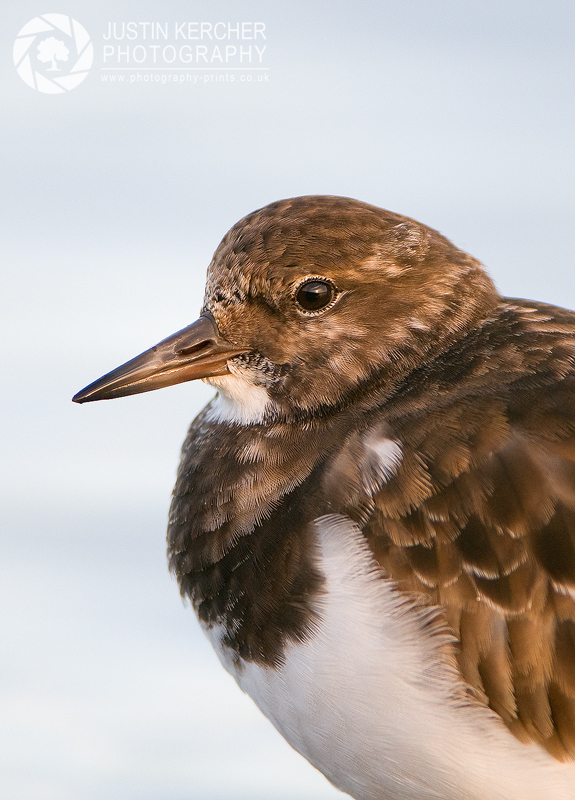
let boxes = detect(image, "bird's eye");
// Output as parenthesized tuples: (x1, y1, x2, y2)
(295, 279, 335, 312)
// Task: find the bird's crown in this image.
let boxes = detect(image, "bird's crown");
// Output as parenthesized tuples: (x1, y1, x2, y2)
(202, 196, 499, 418)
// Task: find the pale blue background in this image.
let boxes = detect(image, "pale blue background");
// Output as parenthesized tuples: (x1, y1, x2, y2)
(2, 1, 575, 798)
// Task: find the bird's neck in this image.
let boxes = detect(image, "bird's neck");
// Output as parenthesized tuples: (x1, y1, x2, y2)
(167, 407, 343, 666)
(167, 299, 523, 667)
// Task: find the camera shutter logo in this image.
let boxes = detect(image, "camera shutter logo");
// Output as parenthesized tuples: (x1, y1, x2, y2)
(13, 14, 93, 93)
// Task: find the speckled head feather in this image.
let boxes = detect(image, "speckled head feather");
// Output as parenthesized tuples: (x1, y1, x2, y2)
(201, 196, 499, 419)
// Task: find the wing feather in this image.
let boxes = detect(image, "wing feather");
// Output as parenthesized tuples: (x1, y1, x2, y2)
(325, 357, 575, 758)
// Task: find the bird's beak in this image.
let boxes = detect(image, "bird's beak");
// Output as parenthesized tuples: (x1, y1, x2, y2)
(72, 313, 248, 403)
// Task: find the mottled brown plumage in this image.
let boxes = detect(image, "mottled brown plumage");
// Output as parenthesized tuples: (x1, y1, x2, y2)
(164, 198, 575, 761)
(74, 196, 575, 797)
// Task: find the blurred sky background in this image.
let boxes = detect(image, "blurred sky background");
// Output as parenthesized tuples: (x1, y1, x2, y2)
(2, 1, 575, 799)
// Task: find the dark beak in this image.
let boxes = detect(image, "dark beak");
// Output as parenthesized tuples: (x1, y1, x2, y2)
(72, 313, 247, 403)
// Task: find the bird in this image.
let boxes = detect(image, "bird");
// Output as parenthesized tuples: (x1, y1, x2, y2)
(73, 195, 575, 800)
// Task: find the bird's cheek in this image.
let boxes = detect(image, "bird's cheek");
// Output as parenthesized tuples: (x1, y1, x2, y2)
(217, 317, 290, 363)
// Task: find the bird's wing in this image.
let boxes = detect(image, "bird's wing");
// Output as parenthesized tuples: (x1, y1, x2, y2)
(323, 305, 575, 759)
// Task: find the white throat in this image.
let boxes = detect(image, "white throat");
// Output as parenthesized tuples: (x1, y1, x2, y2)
(204, 371, 272, 425)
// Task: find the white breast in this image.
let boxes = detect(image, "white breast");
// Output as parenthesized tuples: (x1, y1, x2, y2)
(202, 515, 575, 800)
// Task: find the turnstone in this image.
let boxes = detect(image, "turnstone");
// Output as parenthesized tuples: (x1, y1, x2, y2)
(73, 196, 575, 800)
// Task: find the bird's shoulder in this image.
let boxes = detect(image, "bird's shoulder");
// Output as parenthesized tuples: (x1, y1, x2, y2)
(323, 298, 575, 759)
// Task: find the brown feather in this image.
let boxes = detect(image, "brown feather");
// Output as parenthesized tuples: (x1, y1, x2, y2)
(365, 388, 575, 757)
(163, 198, 575, 762)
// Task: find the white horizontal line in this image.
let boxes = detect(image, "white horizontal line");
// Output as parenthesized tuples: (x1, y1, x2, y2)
(100, 67, 269, 71)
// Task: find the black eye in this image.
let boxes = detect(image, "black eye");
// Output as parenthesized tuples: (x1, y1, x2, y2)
(295, 280, 335, 312)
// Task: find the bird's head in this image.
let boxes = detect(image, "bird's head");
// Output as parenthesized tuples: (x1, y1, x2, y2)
(73, 196, 499, 422)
